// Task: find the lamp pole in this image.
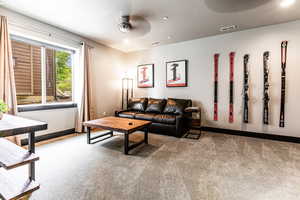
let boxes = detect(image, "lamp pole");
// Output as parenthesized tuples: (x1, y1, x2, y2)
(122, 77, 133, 109)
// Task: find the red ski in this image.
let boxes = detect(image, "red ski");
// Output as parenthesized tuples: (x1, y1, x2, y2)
(214, 54, 219, 121)
(229, 52, 235, 123)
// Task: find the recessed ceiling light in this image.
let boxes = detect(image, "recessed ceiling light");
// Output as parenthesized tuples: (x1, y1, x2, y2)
(152, 42, 160, 46)
(280, 0, 295, 7)
(219, 25, 238, 32)
(163, 16, 169, 21)
(167, 36, 171, 39)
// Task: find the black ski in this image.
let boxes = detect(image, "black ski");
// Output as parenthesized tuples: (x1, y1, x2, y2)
(214, 54, 219, 121)
(263, 51, 270, 125)
(279, 41, 288, 128)
(243, 54, 249, 123)
(229, 52, 235, 123)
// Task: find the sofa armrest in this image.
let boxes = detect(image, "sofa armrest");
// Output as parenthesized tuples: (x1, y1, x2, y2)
(180, 111, 192, 120)
(184, 107, 202, 128)
(175, 115, 185, 137)
(175, 107, 201, 137)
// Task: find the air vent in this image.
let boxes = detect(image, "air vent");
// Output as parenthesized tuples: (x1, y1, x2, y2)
(152, 42, 160, 46)
(220, 25, 238, 32)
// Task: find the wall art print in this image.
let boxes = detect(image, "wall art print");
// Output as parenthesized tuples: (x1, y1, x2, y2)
(166, 60, 187, 87)
(137, 64, 154, 88)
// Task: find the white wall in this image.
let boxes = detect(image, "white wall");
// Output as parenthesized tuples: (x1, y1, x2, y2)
(125, 20, 300, 137)
(0, 7, 126, 135)
(18, 108, 76, 137)
(89, 41, 126, 118)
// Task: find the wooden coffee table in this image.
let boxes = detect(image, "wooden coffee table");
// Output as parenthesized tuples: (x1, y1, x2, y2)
(83, 117, 151, 155)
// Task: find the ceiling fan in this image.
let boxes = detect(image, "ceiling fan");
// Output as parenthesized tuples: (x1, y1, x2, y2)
(119, 15, 132, 33)
(116, 0, 151, 38)
(117, 14, 151, 37)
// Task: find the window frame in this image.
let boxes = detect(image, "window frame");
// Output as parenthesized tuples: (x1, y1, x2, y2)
(11, 34, 77, 109)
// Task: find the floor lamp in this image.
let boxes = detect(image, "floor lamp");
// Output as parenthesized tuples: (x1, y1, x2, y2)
(122, 78, 133, 109)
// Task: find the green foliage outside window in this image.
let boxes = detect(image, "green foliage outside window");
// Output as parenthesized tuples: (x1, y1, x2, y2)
(0, 100, 8, 113)
(56, 51, 72, 95)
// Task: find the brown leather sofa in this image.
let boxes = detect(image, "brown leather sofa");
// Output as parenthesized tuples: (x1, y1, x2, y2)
(115, 98, 192, 137)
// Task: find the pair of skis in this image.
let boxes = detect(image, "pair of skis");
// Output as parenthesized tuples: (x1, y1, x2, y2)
(245, 53, 270, 125)
(243, 52, 270, 125)
(213, 52, 235, 123)
(263, 41, 288, 127)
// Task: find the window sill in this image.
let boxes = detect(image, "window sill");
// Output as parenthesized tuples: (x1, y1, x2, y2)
(18, 102, 77, 112)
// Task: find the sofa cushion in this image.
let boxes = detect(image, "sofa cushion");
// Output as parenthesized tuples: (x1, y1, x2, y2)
(152, 114, 176, 125)
(128, 98, 148, 112)
(118, 111, 138, 119)
(145, 98, 166, 113)
(135, 113, 156, 121)
(163, 98, 191, 115)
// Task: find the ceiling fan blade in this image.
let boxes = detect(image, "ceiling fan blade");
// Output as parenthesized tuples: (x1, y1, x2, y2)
(124, 15, 151, 38)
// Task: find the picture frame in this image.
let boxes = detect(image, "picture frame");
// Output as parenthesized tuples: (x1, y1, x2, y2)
(166, 60, 188, 87)
(137, 64, 154, 88)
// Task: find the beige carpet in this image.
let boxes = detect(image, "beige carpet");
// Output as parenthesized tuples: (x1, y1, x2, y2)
(10, 131, 300, 200)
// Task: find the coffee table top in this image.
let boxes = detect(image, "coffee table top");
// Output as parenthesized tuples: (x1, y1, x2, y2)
(83, 116, 151, 133)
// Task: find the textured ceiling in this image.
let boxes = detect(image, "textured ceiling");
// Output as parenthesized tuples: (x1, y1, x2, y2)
(2, 0, 300, 52)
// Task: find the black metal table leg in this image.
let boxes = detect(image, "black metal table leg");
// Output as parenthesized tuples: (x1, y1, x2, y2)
(87, 127, 91, 144)
(87, 128, 113, 144)
(124, 133, 129, 155)
(144, 126, 148, 144)
(28, 131, 35, 181)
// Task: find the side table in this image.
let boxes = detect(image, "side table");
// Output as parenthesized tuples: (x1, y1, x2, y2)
(184, 107, 201, 140)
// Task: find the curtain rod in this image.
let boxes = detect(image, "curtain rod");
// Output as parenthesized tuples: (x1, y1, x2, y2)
(80, 42, 94, 49)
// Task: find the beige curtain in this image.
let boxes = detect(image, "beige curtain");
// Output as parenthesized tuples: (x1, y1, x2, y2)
(0, 16, 20, 144)
(75, 43, 93, 133)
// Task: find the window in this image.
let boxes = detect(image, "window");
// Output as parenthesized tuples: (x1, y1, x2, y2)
(46, 48, 73, 103)
(11, 36, 74, 105)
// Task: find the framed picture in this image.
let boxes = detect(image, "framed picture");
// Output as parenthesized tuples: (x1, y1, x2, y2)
(137, 64, 154, 88)
(166, 60, 188, 87)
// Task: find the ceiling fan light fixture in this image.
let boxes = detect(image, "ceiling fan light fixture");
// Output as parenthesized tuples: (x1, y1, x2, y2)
(119, 16, 132, 33)
(119, 22, 132, 33)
